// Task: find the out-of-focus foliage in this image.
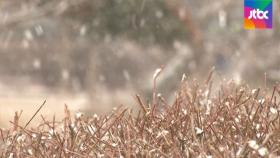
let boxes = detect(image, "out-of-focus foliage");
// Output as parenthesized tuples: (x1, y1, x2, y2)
(0, 0, 191, 92)
(61, 0, 188, 45)
(0, 0, 280, 102)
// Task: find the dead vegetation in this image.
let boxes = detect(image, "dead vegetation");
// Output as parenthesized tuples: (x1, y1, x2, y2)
(1, 72, 280, 157)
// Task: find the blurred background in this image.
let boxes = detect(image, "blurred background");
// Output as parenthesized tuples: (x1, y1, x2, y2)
(0, 0, 279, 126)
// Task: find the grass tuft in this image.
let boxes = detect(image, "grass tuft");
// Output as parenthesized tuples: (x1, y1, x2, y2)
(1, 77, 280, 157)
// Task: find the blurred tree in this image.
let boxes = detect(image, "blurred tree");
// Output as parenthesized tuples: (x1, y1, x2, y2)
(61, 0, 190, 45)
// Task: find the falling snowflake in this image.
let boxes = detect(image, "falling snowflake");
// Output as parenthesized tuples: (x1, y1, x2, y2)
(248, 140, 259, 150)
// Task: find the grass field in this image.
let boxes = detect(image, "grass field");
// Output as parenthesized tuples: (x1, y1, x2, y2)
(0, 0, 279, 157)
(1, 72, 280, 157)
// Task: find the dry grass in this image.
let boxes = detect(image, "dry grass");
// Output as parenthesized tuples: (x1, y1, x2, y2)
(1, 72, 280, 157)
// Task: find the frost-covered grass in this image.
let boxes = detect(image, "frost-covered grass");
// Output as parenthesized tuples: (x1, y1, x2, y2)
(1, 74, 280, 157)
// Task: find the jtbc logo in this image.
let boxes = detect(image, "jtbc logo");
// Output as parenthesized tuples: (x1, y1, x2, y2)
(248, 9, 269, 20)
